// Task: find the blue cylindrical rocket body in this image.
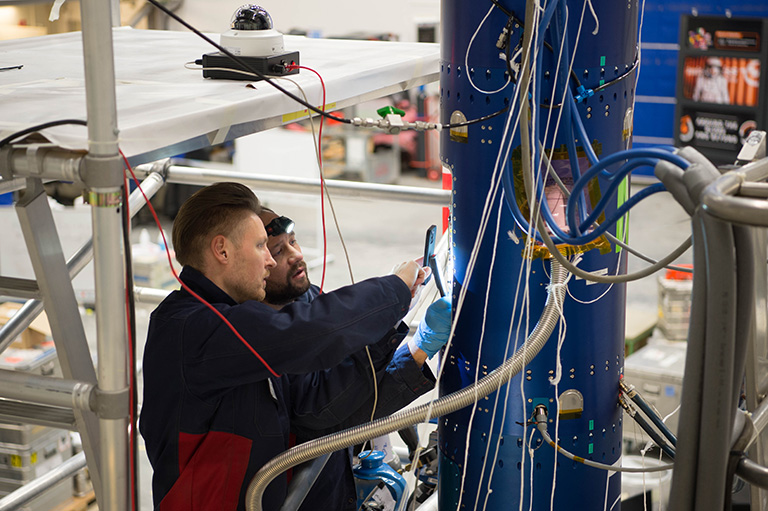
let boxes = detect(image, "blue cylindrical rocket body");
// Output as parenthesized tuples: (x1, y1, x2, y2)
(439, 0, 637, 509)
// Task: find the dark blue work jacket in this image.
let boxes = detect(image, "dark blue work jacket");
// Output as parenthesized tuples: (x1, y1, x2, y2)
(139, 267, 432, 511)
(291, 286, 434, 511)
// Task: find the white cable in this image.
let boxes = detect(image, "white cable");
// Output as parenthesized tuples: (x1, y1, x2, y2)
(638, 450, 650, 511)
(414, 43, 528, 511)
(528, 427, 537, 511)
(548, 267, 572, 511)
(529, 1, 574, 386)
(480, 249, 536, 511)
(635, 0, 647, 93)
(273, 77, 374, 426)
(465, 4, 512, 95)
(663, 404, 681, 425)
(477, 42, 544, 511)
(609, 483, 621, 510)
(477, 196, 539, 511)
(657, 447, 667, 511)
(538, 420, 674, 473)
(425, 0, 535, 438)
(586, 0, 599, 35)
(516, 3, 547, 499)
(565, 251, 620, 305)
(448, 16, 543, 508)
(512, 4, 553, 510)
(471, 86, 534, 511)
(536, 1, 570, 205)
(456, 191, 504, 511)
(474, 2, 550, 508)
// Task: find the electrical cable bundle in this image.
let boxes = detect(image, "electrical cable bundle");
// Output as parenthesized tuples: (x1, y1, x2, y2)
(532, 405, 674, 473)
(496, 0, 691, 253)
(619, 379, 677, 458)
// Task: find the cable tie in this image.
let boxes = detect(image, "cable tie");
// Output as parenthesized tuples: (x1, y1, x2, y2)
(546, 282, 568, 294)
(575, 85, 594, 103)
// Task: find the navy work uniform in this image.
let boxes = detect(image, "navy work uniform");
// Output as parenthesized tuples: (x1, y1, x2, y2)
(140, 267, 434, 510)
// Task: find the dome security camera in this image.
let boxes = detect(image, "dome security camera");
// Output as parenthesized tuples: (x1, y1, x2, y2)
(201, 4, 300, 81)
(220, 4, 284, 57)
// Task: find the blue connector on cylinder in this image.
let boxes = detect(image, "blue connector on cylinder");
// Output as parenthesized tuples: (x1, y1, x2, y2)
(353, 450, 406, 510)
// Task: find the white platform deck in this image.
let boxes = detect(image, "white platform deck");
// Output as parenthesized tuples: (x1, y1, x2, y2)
(0, 28, 439, 164)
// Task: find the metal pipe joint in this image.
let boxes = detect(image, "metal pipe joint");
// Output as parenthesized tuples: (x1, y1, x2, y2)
(91, 387, 130, 420)
(1, 144, 86, 183)
(82, 153, 124, 190)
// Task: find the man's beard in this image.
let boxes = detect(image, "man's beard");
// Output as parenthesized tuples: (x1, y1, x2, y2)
(264, 261, 311, 306)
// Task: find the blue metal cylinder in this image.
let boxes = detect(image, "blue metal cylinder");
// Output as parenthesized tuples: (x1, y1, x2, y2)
(354, 450, 406, 509)
(439, 0, 637, 509)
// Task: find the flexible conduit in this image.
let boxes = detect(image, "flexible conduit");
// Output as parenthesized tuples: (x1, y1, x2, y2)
(246, 261, 569, 511)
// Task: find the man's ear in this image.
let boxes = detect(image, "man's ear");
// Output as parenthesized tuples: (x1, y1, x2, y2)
(210, 234, 229, 265)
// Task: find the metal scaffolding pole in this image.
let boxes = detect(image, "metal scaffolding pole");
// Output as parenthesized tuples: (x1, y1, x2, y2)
(0, 173, 164, 355)
(15, 180, 103, 503)
(0, 369, 93, 410)
(79, 0, 128, 507)
(133, 164, 451, 206)
(0, 452, 87, 511)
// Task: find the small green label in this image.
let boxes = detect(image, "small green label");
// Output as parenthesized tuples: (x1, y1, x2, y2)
(600, 56, 606, 66)
(588, 444, 594, 454)
(589, 420, 594, 431)
(599, 79, 605, 86)
(615, 177, 630, 252)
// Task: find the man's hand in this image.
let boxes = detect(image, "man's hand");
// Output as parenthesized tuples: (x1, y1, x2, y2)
(392, 260, 427, 298)
(408, 296, 452, 362)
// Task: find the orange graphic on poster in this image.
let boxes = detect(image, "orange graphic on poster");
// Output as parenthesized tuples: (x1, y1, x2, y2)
(682, 56, 760, 107)
(679, 115, 694, 143)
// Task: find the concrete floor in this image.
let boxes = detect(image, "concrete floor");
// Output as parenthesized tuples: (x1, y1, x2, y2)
(1, 170, 694, 510)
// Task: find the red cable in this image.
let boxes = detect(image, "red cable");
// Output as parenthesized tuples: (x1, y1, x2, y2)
(123, 173, 137, 511)
(119, 150, 280, 378)
(288, 64, 328, 292)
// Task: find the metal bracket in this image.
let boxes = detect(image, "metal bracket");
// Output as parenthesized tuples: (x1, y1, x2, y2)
(91, 387, 130, 419)
(1, 144, 85, 182)
(149, 157, 172, 181)
(17, 176, 46, 205)
(0, 146, 12, 180)
(81, 153, 123, 189)
(25, 144, 57, 178)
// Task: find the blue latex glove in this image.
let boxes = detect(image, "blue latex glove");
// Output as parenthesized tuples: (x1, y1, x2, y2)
(412, 296, 452, 359)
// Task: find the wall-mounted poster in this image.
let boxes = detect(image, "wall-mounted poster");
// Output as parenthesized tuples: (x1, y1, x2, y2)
(678, 107, 757, 151)
(676, 16, 767, 164)
(681, 56, 760, 106)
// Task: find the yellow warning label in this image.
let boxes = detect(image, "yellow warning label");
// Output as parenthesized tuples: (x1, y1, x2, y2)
(10, 454, 21, 468)
(30, 452, 37, 465)
(282, 102, 338, 124)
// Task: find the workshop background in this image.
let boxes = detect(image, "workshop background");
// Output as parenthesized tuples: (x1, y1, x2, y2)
(0, 0, 767, 510)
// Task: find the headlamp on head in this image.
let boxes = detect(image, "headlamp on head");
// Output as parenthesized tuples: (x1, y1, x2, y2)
(265, 216, 295, 237)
